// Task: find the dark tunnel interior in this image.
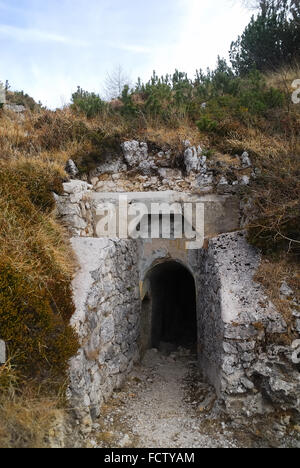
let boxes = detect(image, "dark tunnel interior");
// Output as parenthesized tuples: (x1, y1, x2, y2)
(148, 261, 197, 351)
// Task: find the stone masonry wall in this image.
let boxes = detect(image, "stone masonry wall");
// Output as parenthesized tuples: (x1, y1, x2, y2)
(190, 232, 300, 419)
(189, 247, 224, 396)
(54, 167, 299, 422)
(137, 231, 288, 402)
(67, 231, 299, 422)
(68, 238, 140, 421)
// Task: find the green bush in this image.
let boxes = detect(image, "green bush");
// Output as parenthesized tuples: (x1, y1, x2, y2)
(197, 116, 218, 133)
(195, 70, 285, 133)
(122, 60, 285, 130)
(121, 85, 138, 117)
(73, 56, 286, 131)
(230, 2, 300, 75)
(71, 87, 107, 118)
(8, 90, 41, 111)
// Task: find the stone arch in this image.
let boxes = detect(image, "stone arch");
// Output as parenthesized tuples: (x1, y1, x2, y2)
(140, 259, 197, 356)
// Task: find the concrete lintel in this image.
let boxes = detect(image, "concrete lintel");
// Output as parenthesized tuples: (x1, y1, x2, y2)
(88, 191, 235, 204)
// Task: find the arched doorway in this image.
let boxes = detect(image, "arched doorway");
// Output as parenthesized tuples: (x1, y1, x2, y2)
(140, 261, 197, 355)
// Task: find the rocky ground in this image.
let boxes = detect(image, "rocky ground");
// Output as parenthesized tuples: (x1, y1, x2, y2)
(63, 347, 300, 449)
(77, 348, 272, 449)
(87, 348, 236, 449)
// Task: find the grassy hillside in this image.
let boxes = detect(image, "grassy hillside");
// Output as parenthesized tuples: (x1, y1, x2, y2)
(0, 107, 80, 447)
(0, 63, 299, 446)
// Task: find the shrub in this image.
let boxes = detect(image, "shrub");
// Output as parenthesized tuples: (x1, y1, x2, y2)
(33, 110, 90, 151)
(247, 153, 300, 255)
(71, 87, 107, 118)
(7, 90, 41, 111)
(230, 2, 300, 75)
(197, 116, 218, 133)
(195, 70, 285, 135)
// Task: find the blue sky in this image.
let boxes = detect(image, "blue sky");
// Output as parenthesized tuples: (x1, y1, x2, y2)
(0, 0, 252, 108)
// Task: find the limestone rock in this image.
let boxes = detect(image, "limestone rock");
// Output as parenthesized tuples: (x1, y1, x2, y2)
(280, 281, 294, 298)
(121, 140, 148, 168)
(184, 144, 203, 174)
(240, 176, 250, 186)
(158, 168, 182, 179)
(242, 393, 272, 417)
(196, 173, 214, 189)
(0, 339, 6, 364)
(138, 159, 157, 175)
(63, 180, 92, 195)
(240, 152, 252, 168)
(65, 159, 79, 178)
(5, 103, 26, 113)
(86, 148, 129, 177)
(218, 177, 228, 186)
(250, 357, 300, 415)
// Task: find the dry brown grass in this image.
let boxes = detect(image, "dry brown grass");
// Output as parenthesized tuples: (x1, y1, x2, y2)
(254, 255, 300, 343)
(265, 64, 300, 95)
(0, 357, 67, 448)
(0, 69, 299, 445)
(0, 107, 81, 448)
(0, 108, 79, 383)
(141, 125, 209, 150)
(224, 130, 291, 158)
(0, 391, 65, 448)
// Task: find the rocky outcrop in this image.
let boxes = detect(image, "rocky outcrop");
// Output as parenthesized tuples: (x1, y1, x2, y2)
(250, 352, 300, 418)
(121, 141, 159, 175)
(121, 140, 148, 168)
(67, 140, 258, 195)
(183, 141, 206, 175)
(54, 180, 93, 236)
(65, 159, 79, 178)
(4, 104, 26, 113)
(240, 151, 252, 168)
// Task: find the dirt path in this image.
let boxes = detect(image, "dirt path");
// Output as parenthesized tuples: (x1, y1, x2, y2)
(92, 348, 239, 449)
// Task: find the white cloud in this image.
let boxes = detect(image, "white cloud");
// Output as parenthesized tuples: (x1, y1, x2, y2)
(110, 43, 152, 54)
(0, 0, 254, 108)
(28, 63, 76, 108)
(0, 24, 90, 46)
(148, 0, 252, 78)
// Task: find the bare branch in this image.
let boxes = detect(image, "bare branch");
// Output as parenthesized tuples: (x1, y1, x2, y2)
(103, 65, 132, 100)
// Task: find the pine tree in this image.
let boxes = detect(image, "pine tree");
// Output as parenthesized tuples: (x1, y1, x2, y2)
(230, 1, 300, 74)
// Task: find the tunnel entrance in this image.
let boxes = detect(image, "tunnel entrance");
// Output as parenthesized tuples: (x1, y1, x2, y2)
(141, 261, 197, 354)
